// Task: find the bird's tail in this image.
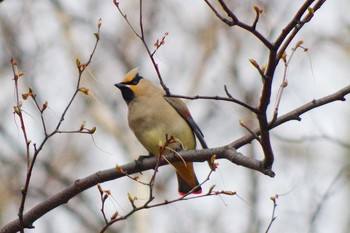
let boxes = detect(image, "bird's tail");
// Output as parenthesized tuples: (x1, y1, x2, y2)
(173, 161, 202, 196)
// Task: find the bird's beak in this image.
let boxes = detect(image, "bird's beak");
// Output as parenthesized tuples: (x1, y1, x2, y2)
(114, 82, 124, 89)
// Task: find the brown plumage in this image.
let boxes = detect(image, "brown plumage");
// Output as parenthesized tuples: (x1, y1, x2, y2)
(115, 68, 206, 195)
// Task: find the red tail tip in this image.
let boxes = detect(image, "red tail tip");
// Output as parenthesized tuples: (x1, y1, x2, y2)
(178, 189, 202, 196)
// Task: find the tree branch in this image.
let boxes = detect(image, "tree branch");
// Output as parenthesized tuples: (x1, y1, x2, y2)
(8, 19, 101, 233)
(275, 0, 326, 61)
(203, 0, 275, 50)
(0, 147, 265, 233)
(2, 84, 349, 233)
(113, 0, 170, 95)
(204, 0, 327, 170)
(168, 93, 258, 113)
(230, 85, 350, 148)
(256, 0, 325, 169)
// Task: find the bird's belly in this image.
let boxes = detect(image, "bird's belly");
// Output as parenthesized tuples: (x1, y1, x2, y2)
(130, 117, 195, 156)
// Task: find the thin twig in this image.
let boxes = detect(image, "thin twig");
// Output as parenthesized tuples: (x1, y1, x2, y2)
(252, 5, 262, 29)
(265, 194, 278, 233)
(97, 184, 109, 224)
(9, 19, 102, 232)
(239, 120, 261, 143)
(99, 138, 222, 231)
(168, 93, 258, 113)
(276, 0, 326, 61)
(11, 58, 28, 233)
(31, 95, 48, 136)
(308, 166, 350, 233)
(11, 59, 30, 169)
(100, 177, 234, 233)
(54, 19, 101, 132)
(232, 84, 350, 149)
(203, 0, 274, 50)
(271, 41, 305, 123)
(113, 0, 170, 94)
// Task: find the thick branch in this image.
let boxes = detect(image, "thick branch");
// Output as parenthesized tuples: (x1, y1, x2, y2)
(254, 0, 326, 169)
(0, 147, 269, 233)
(256, 52, 276, 168)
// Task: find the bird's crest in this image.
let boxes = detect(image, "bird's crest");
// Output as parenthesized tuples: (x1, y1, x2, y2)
(122, 67, 140, 83)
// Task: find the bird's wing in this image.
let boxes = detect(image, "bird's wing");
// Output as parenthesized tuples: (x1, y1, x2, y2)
(164, 97, 208, 149)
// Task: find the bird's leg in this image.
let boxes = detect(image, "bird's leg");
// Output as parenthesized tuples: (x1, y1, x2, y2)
(174, 146, 183, 152)
(135, 153, 154, 174)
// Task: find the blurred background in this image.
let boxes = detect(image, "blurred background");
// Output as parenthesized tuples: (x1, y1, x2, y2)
(0, 0, 349, 232)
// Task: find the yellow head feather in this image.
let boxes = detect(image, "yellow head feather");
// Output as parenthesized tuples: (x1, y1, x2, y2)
(122, 67, 140, 83)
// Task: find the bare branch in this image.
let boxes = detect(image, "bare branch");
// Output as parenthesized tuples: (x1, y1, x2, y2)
(265, 195, 278, 233)
(204, 0, 275, 50)
(2, 83, 349, 232)
(271, 40, 305, 123)
(0, 146, 270, 233)
(204, 0, 327, 170)
(168, 93, 258, 113)
(275, 0, 326, 61)
(113, 0, 170, 95)
(100, 167, 218, 231)
(231, 85, 350, 148)
(252, 5, 263, 29)
(9, 19, 102, 233)
(257, 0, 325, 169)
(308, 166, 350, 233)
(11, 59, 30, 169)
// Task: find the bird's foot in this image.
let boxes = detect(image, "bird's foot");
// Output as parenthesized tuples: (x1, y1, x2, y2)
(135, 154, 153, 174)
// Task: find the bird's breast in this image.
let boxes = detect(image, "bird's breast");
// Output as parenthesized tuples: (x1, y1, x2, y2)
(127, 96, 195, 156)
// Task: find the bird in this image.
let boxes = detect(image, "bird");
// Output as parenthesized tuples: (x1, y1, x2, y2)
(115, 67, 207, 195)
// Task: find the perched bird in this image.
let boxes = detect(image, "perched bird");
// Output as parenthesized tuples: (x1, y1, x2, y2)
(115, 68, 207, 195)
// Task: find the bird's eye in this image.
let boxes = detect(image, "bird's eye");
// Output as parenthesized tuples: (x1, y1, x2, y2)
(130, 74, 142, 85)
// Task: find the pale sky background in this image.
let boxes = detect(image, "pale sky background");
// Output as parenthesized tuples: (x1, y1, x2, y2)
(0, 0, 349, 233)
